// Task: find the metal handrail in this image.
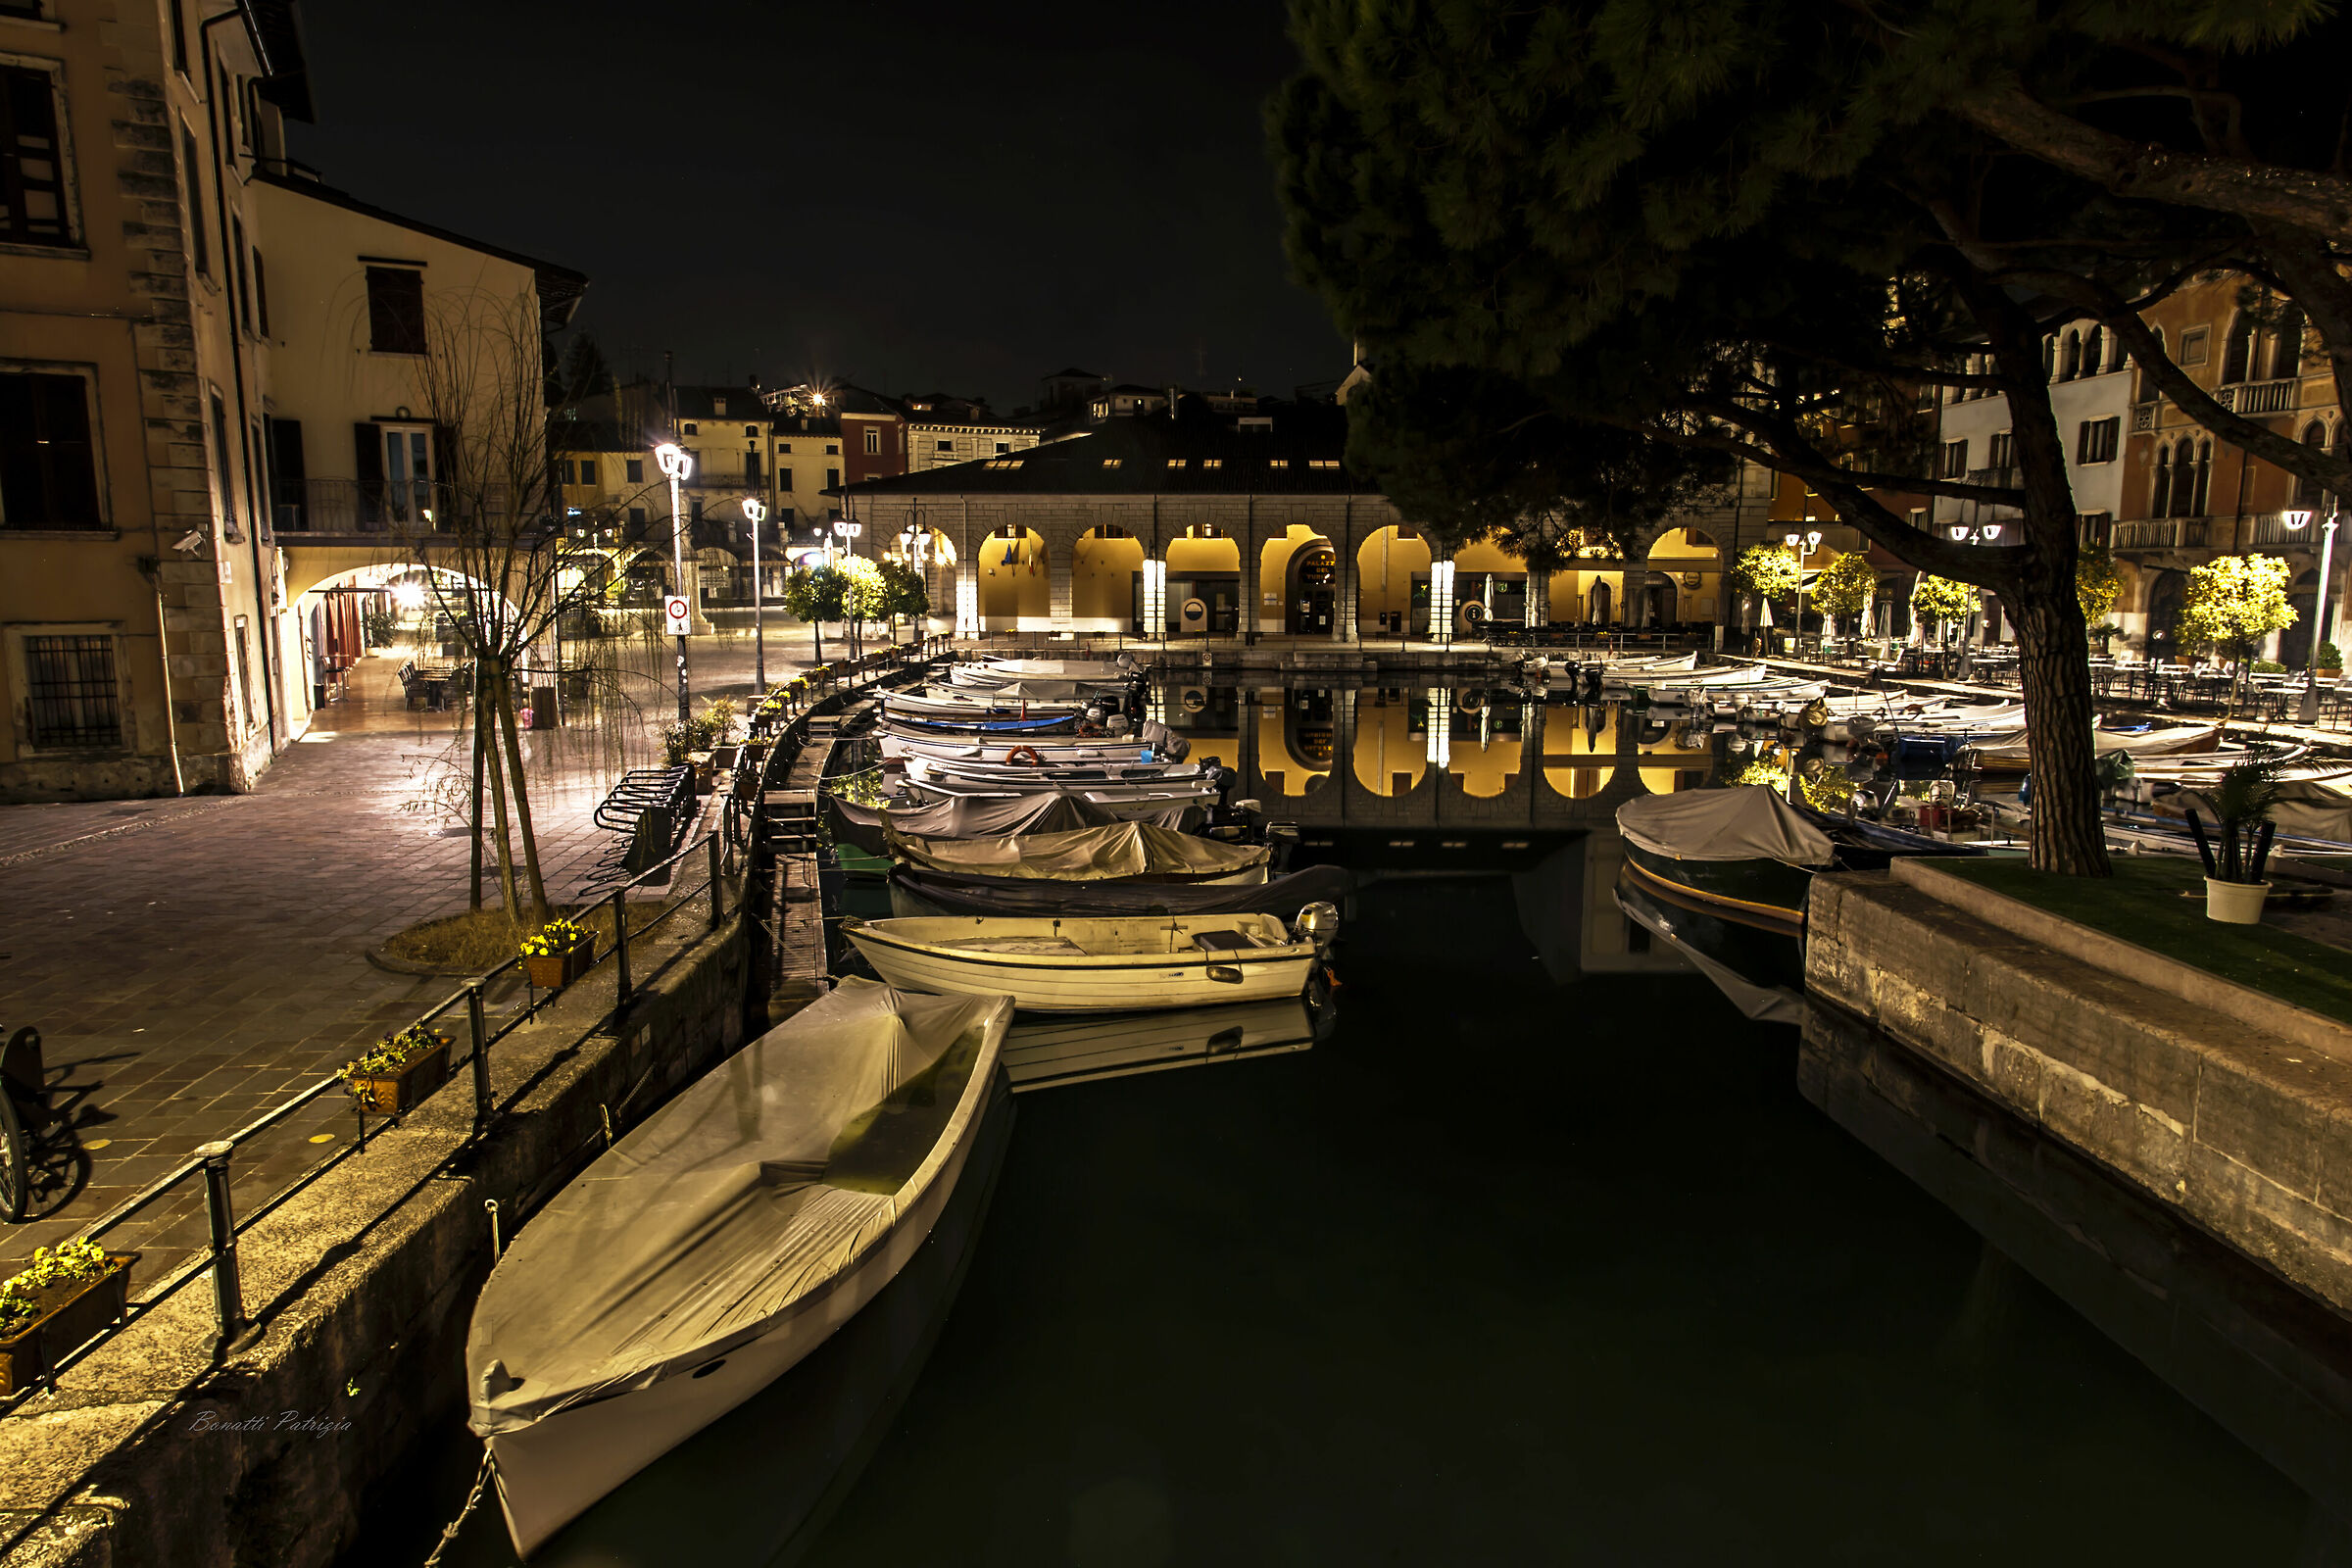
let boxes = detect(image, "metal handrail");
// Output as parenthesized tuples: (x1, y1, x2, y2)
(0, 651, 933, 1408)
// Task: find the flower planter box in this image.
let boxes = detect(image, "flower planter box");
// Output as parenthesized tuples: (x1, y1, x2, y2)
(525, 940, 595, 991)
(688, 752, 716, 796)
(0, 1253, 134, 1396)
(345, 1033, 452, 1116)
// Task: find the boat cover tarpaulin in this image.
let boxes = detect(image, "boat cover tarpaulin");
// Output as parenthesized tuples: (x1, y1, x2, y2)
(467, 981, 1012, 1432)
(892, 862, 1351, 917)
(826, 792, 1200, 857)
(883, 818, 1269, 881)
(1617, 785, 1837, 866)
(2179, 772, 2352, 844)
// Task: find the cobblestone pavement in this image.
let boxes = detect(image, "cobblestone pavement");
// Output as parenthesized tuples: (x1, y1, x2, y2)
(0, 626, 843, 1288)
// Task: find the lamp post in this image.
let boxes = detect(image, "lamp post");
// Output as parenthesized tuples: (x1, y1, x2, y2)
(744, 496, 768, 691)
(1782, 528, 1822, 651)
(2285, 505, 2340, 723)
(656, 441, 693, 724)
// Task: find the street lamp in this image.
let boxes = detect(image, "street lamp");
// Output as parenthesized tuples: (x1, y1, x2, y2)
(2284, 505, 2340, 723)
(1783, 529, 1822, 648)
(655, 441, 694, 724)
(744, 496, 768, 690)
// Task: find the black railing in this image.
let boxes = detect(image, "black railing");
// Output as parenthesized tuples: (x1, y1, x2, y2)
(0, 646, 943, 1410)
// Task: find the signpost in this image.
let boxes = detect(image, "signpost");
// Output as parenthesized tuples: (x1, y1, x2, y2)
(663, 595, 692, 637)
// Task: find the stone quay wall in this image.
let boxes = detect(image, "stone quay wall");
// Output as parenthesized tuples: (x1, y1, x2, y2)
(0, 905, 751, 1568)
(1806, 862, 2352, 1314)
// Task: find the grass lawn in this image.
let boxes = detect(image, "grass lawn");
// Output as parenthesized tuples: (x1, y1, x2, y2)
(1928, 856, 2352, 1027)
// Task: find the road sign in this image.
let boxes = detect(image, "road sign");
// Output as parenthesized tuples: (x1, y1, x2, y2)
(664, 595, 692, 636)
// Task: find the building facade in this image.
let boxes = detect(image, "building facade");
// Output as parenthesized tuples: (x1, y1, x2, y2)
(0, 0, 585, 802)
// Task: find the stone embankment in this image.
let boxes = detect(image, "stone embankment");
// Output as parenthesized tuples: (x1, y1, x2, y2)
(1807, 860, 2352, 1314)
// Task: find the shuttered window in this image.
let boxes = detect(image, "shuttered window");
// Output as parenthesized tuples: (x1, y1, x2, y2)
(367, 267, 425, 354)
(1, 65, 73, 247)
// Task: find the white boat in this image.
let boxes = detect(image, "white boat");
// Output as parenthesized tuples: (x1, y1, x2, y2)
(957, 655, 1136, 681)
(881, 690, 1096, 720)
(877, 720, 1190, 765)
(900, 768, 1222, 809)
(902, 756, 1214, 806)
(466, 981, 1015, 1558)
(1963, 721, 2223, 774)
(843, 909, 1337, 1013)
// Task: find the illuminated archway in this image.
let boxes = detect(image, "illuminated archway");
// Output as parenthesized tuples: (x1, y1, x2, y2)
(1254, 689, 1330, 797)
(1637, 717, 1713, 794)
(1543, 705, 1619, 799)
(1071, 525, 1145, 630)
(1356, 525, 1431, 637)
(1164, 529, 1242, 637)
(1260, 524, 1340, 637)
(977, 527, 1051, 628)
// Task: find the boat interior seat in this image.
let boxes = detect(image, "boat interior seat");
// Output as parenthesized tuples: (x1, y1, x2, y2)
(1191, 929, 1263, 954)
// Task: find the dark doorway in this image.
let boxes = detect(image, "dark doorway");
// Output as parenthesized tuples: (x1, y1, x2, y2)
(1287, 545, 1338, 636)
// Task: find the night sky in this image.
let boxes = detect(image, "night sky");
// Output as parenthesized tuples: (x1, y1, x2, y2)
(288, 1, 1348, 410)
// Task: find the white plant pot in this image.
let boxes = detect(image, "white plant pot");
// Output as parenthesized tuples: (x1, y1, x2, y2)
(2204, 877, 2272, 925)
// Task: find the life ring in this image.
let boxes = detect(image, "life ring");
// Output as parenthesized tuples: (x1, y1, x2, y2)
(1005, 746, 1044, 766)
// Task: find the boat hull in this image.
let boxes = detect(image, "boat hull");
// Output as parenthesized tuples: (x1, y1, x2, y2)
(485, 1063, 1006, 1558)
(845, 918, 1321, 1013)
(1618, 840, 1811, 934)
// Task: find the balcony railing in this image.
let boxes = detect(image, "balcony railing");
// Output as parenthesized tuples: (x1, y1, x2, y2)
(2246, 513, 2330, 548)
(2113, 517, 2210, 550)
(2214, 378, 2300, 416)
(272, 477, 524, 535)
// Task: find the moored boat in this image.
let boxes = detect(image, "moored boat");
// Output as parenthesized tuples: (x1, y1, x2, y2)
(843, 908, 1338, 1013)
(466, 981, 1015, 1558)
(883, 818, 1272, 886)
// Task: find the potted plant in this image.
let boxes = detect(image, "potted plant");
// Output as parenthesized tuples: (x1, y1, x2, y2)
(519, 916, 593, 990)
(341, 1024, 453, 1115)
(2185, 756, 2282, 924)
(0, 1238, 135, 1396)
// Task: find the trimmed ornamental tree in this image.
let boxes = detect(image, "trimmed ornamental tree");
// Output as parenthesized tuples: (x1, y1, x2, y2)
(1912, 575, 1981, 641)
(2179, 555, 2298, 710)
(1811, 551, 1878, 639)
(837, 555, 889, 661)
(1728, 547, 1800, 632)
(877, 558, 930, 640)
(779, 564, 847, 665)
(2077, 548, 2125, 649)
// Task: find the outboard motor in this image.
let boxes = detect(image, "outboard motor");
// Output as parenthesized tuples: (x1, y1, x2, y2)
(1291, 901, 1341, 953)
(1084, 705, 1107, 725)
(1582, 662, 1604, 701)
(1104, 713, 1133, 737)
(1262, 816, 1298, 871)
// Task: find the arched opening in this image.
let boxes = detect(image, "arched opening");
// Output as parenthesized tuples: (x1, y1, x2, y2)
(978, 526, 1051, 629)
(2084, 324, 2106, 373)
(2221, 314, 2256, 385)
(1164, 528, 1241, 637)
(1448, 538, 1528, 639)
(2283, 567, 2322, 668)
(2275, 305, 2306, 380)
(1589, 578, 1613, 623)
(290, 561, 531, 733)
(1645, 527, 1720, 626)
(1349, 687, 1428, 797)
(1071, 524, 1145, 631)
(1637, 718, 1712, 795)
(2147, 567, 2189, 656)
(2151, 443, 2174, 517)
(2061, 330, 2082, 380)
(1259, 524, 1340, 637)
(1542, 703, 1617, 800)
(1637, 572, 1678, 627)
(1871, 573, 1913, 640)
(1355, 524, 1431, 638)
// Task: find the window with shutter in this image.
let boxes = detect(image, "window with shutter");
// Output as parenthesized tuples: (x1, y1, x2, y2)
(251, 247, 270, 336)
(267, 416, 305, 530)
(0, 371, 102, 529)
(1, 66, 74, 248)
(366, 267, 425, 354)
(179, 122, 207, 273)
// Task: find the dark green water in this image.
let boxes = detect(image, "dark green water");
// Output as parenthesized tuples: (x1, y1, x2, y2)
(358, 870, 2348, 1567)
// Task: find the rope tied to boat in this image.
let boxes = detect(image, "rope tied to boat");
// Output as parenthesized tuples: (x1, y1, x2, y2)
(420, 1449, 496, 1568)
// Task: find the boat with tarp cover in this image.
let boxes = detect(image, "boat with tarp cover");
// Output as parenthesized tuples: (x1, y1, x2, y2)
(882, 818, 1271, 886)
(466, 982, 1014, 1558)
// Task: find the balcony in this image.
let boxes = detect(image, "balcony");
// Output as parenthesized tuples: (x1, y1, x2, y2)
(2247, 513, 2327, 548)
(270, 478, 528, 537)
(2112, 517, 2210, 551)
(2214, 378, 2300, 416)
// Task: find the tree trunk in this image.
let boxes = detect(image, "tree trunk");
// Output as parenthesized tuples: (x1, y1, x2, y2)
(2012, 592, 2110, 873)
(482, 677, 522, 922)
(495, 674, 551, 919)
(466, 687, 487, 911)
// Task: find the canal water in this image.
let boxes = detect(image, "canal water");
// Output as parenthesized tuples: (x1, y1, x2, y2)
(350, 683, 2350, 1567)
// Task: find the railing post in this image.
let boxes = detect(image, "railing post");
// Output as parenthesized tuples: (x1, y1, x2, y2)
(195, 1140, 245, 1346)
(708, 833, 724, 929)
(612, 886, 633, 1008)
(467, 984, 492, 1136)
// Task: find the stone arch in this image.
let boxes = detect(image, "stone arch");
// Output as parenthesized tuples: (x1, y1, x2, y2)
(1254, 688, 1330, 797)
(1636, 717, 1712, 794)
(977, 526, 1051, 629)
(1355, 524, 1430, 638)
(1163, 528, 1242, 637)
(1444, 689, 1522, 798)
(1260, 524, 1340, 637)
(1071, 524, 1145, 630)
(1448, 538, 1528, 638)
(1646, 526, 1722, 625)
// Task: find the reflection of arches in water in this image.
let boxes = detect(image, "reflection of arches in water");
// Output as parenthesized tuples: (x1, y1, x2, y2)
(1253, 698, 1329, 797)
(1638, 764, 1709, 794)
(1544, 764, 1612, 800)
(1283, 688, 1338, 770)
(1349, 691, 1428, 797)
(2146, 567, 2189, 654)
(1445, 693, 1523, 798)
